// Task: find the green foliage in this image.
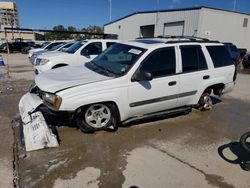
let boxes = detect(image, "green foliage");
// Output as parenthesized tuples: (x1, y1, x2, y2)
(44, 25, 103, 40)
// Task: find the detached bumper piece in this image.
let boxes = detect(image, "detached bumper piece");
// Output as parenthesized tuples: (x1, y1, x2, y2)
(19, 93, 59, 151)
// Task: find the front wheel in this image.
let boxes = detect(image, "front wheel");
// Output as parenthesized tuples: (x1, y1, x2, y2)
(75, 103, 119, 133)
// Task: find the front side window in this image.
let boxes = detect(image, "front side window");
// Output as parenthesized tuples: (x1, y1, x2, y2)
(81, 42, 102, 56)
(180, 46, 207, 73)
(206, 46, 233, 68)
(139, 47, 176, 78)
(90, 43, 146, 76)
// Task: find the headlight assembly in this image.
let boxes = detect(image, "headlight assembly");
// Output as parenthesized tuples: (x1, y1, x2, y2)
(40, 59, 50, 65)
(42, 92, 62, 110)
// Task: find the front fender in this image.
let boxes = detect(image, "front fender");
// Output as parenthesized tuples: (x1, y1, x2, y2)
(58, 88, 129, 121)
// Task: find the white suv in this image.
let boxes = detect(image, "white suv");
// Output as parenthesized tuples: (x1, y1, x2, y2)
(19, 37, 236, 133)
(33, 39, 117, 74)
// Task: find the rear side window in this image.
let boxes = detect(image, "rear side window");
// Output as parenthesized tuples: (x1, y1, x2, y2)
(140, 47, 176, 78)
(180, 46, 208, 73)
(206, 46, 233, 68)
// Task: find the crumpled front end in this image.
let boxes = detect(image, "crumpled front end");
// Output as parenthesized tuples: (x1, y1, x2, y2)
(19, 93, 59, 151)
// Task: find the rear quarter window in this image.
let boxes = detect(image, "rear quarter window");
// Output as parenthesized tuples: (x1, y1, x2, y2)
(206, 46, 233, 68)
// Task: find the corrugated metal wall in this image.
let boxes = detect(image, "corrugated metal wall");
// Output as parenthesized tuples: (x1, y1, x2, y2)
(104, 9, 200, 40)
(104, 7, 250, 50)
(198, 8, 250, 49)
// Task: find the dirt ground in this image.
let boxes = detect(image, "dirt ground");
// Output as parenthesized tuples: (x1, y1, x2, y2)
(0, 53, 250, 188)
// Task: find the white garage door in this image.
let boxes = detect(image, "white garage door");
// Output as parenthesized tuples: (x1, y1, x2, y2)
(163, 21, 184, 36)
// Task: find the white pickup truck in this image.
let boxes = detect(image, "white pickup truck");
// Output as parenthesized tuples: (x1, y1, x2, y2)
(33, 39, 117, 74)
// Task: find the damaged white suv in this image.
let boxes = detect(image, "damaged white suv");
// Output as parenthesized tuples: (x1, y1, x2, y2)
(19, 37, 236, 134)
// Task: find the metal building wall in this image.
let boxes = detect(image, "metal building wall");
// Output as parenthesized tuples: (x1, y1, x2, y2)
(197, 8, 250, 50)
(104, 9, 201, 40)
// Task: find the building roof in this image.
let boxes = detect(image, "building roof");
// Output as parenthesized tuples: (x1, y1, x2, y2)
(104, 6, 250, 26)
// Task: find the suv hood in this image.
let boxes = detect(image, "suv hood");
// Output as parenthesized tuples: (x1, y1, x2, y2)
(35, 65, 112, 93)
(37, 51, 67, 59)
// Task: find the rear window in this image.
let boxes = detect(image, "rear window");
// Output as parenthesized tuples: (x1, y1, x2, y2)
(206, 46, 233, 68)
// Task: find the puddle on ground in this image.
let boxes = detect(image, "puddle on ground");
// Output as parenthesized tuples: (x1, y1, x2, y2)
(18, 97, 250, 188)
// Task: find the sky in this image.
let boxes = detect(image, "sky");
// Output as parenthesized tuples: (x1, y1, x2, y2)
(8, 0, 250, 29)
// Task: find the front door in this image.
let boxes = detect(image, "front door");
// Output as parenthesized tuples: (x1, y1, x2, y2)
(127, 47, 180, 117)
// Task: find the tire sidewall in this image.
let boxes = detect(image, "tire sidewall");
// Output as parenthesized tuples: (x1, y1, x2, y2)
(240, 132, 250, 153)
(76, 103, 119, 133)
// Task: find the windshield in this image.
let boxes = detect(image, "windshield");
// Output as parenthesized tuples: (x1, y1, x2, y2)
(65, 41, 86, 54)
(50, 43, 65, 51)
(41, 42, 50, 48)
(91, 43, 146, 76)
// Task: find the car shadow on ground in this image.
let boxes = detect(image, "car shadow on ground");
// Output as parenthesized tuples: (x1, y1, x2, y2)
(217, 142, 250, 171)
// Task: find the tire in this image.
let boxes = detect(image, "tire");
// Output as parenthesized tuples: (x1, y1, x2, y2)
(240, 131, 250, 153)
(75, 103, 119, 133)
(198, 93, 212, 111)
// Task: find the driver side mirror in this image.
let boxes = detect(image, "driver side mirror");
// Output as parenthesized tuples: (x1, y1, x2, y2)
(132, 70, 153, 82)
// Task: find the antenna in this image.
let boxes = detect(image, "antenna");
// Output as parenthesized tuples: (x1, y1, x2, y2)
(233, 0, 237, 11)
(109, 0, 112, 21)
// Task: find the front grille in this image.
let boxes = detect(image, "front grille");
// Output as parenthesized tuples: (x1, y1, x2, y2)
(35, 58, 42, 66)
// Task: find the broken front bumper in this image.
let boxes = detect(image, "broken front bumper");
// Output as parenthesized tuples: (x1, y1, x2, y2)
(19, 93, 59, 151)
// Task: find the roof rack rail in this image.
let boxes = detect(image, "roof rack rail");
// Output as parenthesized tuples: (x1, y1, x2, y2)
(156, 35, 220, 43)
(135, 36, 220, 43)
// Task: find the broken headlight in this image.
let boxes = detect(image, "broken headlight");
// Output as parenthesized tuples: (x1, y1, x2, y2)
(29, 81, 36, 92)
(42, 92, 62, 110)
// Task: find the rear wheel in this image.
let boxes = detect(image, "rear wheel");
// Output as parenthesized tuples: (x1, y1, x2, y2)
(198, 93, 212, 111)
(76, 103, 119, 133)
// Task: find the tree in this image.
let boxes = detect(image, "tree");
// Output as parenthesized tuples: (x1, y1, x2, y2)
(44, 25, 104, 40)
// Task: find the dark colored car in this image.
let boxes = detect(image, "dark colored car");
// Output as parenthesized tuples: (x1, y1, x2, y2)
(21, 41, 41, 54)
(242, 53, 250, 69)
(0, 41, 35, 53)
(223, 43, 240, 66)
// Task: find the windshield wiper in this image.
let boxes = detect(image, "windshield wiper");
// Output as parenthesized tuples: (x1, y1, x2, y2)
(91, 62, 118, 77)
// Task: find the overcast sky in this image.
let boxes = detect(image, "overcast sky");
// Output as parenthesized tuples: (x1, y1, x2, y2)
(10, 0, 250, 29)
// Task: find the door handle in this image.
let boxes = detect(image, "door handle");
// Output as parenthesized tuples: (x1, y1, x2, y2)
(203, 75, 210, 80)
(168, 81, 177, 86)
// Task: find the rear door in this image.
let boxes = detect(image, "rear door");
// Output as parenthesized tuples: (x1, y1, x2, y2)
(127, 47, 180, 116)
(177, 45, 210, 106)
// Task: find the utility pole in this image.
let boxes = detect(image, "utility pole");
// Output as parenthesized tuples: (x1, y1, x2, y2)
(233, 0, 237, 11)
(156, 0, 159, 26)
(109, 0, 112, 22)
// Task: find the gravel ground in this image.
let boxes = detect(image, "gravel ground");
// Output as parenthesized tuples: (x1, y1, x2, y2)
(0, 53, 250, 188)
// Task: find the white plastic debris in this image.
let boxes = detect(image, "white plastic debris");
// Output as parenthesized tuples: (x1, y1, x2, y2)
(19, 93, 59, 151)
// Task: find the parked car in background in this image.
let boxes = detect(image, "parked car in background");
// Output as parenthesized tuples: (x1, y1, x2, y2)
(33, 39, 117, 74)
(21, 41, 42, 54)
(238, 48, 247, 58)
(30, 41, 75, 65)
(242, 53, 250, 69)
(28, 41, 67, 59)
(223, 42, 240, 66)
(19, 37, 236, 134)
(0, 41, 30, 53)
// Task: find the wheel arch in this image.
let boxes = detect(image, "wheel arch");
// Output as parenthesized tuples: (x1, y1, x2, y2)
(52, 63, 68, 69)
(74, 100, 121, 123)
